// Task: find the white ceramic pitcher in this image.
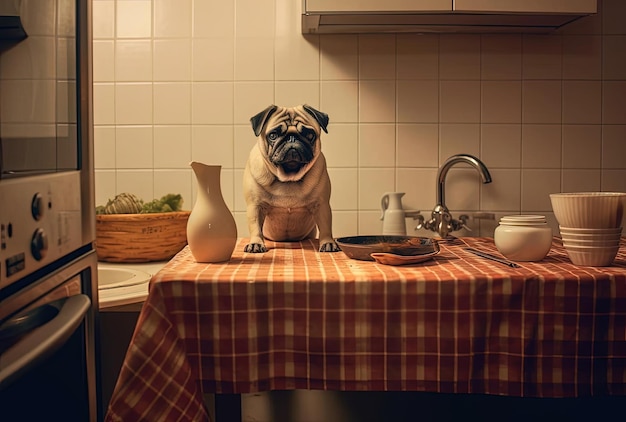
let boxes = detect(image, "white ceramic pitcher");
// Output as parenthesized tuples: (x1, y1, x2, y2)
(380, 192, 413, 236)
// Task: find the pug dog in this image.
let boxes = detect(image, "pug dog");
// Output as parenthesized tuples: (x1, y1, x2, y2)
(243, 104, 340, 253)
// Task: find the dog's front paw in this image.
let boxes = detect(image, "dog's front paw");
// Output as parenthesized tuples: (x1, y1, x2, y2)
(244, 243, 267, 253)
(319, 241, 340, 252)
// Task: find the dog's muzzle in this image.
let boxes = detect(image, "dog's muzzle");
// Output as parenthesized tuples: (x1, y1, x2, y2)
(270, 135, 315, 175)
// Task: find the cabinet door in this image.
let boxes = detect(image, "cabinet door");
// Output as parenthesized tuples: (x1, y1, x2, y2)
(454, 0, 596, 14)
(305, 0, 452, 13)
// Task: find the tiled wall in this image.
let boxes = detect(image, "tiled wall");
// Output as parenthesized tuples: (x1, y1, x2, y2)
(92, 0, 626, 238)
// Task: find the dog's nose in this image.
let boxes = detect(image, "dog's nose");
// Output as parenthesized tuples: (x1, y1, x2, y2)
(287, 135, 298, 143)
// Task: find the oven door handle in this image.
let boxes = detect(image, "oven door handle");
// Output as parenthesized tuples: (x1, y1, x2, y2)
(0, 294, 91, 390)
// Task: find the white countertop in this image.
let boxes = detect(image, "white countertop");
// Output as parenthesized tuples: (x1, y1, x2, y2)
(97, 261, 168, 311)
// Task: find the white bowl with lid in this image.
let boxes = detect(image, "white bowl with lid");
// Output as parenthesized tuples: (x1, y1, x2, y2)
(494, 215, 553, 262)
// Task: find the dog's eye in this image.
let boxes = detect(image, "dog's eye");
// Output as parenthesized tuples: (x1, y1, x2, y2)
(301, 127, 316, 142)
(267, 131, 278, 142)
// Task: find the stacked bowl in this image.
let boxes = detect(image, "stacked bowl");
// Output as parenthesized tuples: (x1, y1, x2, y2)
(550, 192, 626, 266)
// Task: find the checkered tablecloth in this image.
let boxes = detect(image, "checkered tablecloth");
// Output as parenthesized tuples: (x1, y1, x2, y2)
(105, 237, 626, 422)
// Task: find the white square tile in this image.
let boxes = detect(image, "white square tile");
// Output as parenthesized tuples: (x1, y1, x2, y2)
(602, 170, 626, 192)
(358, 211, 384, 236)
(359, 81, 395, 123)
(480, 35, 522, 80)
(234, 37, 274, 81)
(440, 81, 481, 124)
(191, 125, 235, 168)
(275, 82, 319, 110)
(115, 126, 153, 169)
(396, 168, 437, 212)
(521, 169, 561, 210)
(153, 82, 191, 125)
(233, 82, 275, 125)
(234, 125, 257, 169)
(521, 124, 561, 168)
(115, 40, 153, 82)
(602, 81, 626, 124)
(275, 36, 320, 81)
(397, 80, 439, 123)
(603, 35, 626, 80)
(481, 81, 522, 124)
(562, 169, 601, 192)
(92, 0, 115, 39)
(522, 35, 562, 80)
(94, 170, 116, 207)
(439, 34, 481, 80)
(323, 124, 358, 168)
(562, 35, 601, 80)
(397, 124, 438, 168)
(154, 0, 192, 38)
(522, 81, 562, 124)
(191, 82, 234, 124)
(93, 83, 115, 125)
(93, 40, 115, 82)
(602, 125, 626, 169)
(154, 39, 192, 81)
(480, 124, 521, 168)
(321, 81, 358, 123)
(358, 124, 395, 167)
(115, 83, 153, 125)
(320, 35, 359, 81)
(116, 170, 154, 201)
(562, 125, 602, 169)
(358, 35, 396, 80)
(480, 169, 521, 212)
(439, 124, 480, 161)
(154, 170, 193, 211)
(358, 168, 395, 210)
(193, 1, 234, 38)
(396, 34, 439, 80)
(192, 38, 234, 82)
(327, 168, 358, 210)
(153, 125, 191, 168)
(562, 81, 602, 124)
(235, 0, 275, 38)
(332, 211, 359, 238)
(603, 0, 626, 35)
(94, 126, 116, 169)
(116, 1, 152, 39)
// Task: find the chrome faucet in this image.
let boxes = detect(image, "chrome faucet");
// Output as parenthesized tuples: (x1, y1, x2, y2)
(416, 154, 492, 238)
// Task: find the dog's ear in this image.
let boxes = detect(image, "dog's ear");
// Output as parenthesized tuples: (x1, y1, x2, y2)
(250, 105, 278, 137)
(302, 104, 329, 134)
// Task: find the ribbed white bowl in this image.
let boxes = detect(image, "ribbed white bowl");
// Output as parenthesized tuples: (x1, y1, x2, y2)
(563, 244, 620, 266)
(550, 192, 626, 229)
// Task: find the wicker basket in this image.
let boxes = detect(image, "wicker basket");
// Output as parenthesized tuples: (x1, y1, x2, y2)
(95, 211, 191, 263)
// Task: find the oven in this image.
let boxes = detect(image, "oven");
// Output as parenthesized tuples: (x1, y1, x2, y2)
(0, 0, 98, 420)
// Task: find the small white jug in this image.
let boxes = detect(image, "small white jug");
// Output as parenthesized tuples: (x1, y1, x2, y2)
(380, 192, 419, 236)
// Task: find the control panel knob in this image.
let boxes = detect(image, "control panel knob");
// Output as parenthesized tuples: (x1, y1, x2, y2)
(31, 228, 48, 261)
(31, 193, 45, 221)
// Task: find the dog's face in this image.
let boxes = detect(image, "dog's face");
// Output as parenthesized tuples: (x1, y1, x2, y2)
(250, 104, 329, 182)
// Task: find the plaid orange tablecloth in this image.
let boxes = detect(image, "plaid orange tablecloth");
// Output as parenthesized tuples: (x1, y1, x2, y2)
(105, 237, 626, 422)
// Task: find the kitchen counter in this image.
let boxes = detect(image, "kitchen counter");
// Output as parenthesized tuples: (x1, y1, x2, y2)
(105, 237, 626, 422)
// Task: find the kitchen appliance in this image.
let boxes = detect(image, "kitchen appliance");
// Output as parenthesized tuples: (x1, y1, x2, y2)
(302, 0, 597, 34)
(0, 0, 99, 420)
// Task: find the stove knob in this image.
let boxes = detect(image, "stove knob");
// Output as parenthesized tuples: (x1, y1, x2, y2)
(31, 228, 48, 261)
(31, 193, 44, 221)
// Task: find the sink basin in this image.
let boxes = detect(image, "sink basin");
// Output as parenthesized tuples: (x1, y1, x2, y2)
(98, 267, 151, 290)
(97, 265, 152, 309)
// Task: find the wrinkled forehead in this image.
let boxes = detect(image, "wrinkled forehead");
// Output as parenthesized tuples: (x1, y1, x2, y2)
(270, 108, 318, 131)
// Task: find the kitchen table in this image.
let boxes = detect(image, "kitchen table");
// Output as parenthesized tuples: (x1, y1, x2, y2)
(104, 237, 626, 422)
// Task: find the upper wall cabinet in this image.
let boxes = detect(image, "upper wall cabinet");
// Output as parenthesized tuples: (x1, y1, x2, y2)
(302, 0, 598, 34)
